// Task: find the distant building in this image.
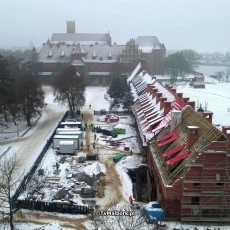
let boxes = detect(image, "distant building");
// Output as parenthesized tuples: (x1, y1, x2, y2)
(66, 20, 76, 33)
(136, 36, 166, 75)
(33, 21, 165, 85)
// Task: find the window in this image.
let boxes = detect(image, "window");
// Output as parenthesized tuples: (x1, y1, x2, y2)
(191, 197, 200, 205)
(48, 51, 53, 57)
(92, 52, 96, 59)
(193, 183, 201, 186)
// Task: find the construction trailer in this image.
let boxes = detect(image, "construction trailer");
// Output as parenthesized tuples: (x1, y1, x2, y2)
(53, 135, 79, 149)
(58, 131, 83, 139)
(57, 131, 83, 146)
(59, 141, 75, 154)
(59, 121, 82, 129)
(56, 128, 80, 134)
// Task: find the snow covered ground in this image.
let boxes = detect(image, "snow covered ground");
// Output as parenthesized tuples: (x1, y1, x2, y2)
(1, 83, 230, 229)
(176, 80, 230, 126)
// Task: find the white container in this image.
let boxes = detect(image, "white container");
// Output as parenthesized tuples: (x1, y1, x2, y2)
(59, 140, 75, 154)
(58, 131, 83, 139)
(53, 135, 79, 149)
(56, 128, 80, 134)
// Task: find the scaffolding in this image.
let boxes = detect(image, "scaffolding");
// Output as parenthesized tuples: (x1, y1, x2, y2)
(181, 141, 230, 223)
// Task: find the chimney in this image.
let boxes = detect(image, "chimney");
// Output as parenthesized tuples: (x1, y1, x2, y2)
(177, 92, 183, 99)
(187, 101, 195, 109)
(147, 85, 152, 94)
(183, 97, 190, 103)
(152, 88, 158, 98)
(202, 111, 213, 124)
(170, 88, 176, 94)
(187, 126, 200, 149)
(160, 97, 167, 110)
(222, 126, 230, 139)
(171, 111, 182, 131)
(156, 92, 163, 103)
(164, 101, 172, 115)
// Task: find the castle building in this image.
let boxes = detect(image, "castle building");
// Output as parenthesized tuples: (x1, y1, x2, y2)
(33, 21, 165, 85)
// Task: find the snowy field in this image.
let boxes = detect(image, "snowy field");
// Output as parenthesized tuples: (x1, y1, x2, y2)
(177, 80, 230, 126)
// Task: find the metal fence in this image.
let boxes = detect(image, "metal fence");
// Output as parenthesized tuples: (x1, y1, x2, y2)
(15, 199, 89, 214)
(12, 112, 69, 205)
(94, 110, 132, 116)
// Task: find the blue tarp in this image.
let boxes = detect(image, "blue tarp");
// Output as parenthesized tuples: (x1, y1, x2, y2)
(141, 201, 165, 223)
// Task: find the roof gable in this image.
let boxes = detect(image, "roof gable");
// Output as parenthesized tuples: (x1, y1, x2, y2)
(152, 106, 226, 185)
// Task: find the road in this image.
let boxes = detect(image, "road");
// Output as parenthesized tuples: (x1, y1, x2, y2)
(0, 86, 67, 177)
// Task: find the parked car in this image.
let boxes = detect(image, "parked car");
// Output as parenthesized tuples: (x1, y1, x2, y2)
(102, 129, 118, 138)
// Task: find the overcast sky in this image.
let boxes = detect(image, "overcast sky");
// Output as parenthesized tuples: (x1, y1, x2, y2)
(0, 0, 229, 53)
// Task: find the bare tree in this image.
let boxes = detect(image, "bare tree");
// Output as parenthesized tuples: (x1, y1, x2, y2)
(0, 154, 24, 230)
(53, 65, 86, 116)
(225, 68, 230, 82)
(14, 70, 45, 126)
(215, 71, 225, 82)
(165, 52, 190, 84)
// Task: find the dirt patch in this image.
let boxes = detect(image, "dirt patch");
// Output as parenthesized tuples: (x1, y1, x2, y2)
(17, 211, 90, 230)
(82, 110, 127, 207)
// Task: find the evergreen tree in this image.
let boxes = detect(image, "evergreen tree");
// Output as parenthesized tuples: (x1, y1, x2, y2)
(122, 84, 133, 110)
(108, 76, 124, 100)
(0, 55, 12, 122)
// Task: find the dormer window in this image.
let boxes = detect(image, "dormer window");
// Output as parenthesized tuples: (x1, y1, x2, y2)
(92, 52, 96, 59)
(48, 51, 53, 57)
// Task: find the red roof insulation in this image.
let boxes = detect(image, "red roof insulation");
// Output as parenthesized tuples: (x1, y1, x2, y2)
(158, 135, 179, 146)
(163, 145, 184, 157)
(157, 131, 177, 142)
(166, 151, 190, 165)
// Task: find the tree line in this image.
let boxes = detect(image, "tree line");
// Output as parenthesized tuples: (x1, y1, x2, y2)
(0, 54, 86, 128)
(165, 49, 200, 84)
(0, 55, 45, 127)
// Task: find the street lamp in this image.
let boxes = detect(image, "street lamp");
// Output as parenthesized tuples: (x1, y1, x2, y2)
(15, 123, 19, 137)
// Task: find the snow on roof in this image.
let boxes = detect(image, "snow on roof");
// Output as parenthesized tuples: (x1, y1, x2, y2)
(153, 81, 175, 102)
(83, 162, 106, 177)
(127, 63, 142, 82)
(136, 36, 161, 52)
(54, 135, 79, 139)
(59, 140, 75, 145)
(51, 33, 110, 43)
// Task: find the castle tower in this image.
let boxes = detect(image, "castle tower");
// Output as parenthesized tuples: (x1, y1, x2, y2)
(67, 20, 75, 33)
(31, 47, 38, 62)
